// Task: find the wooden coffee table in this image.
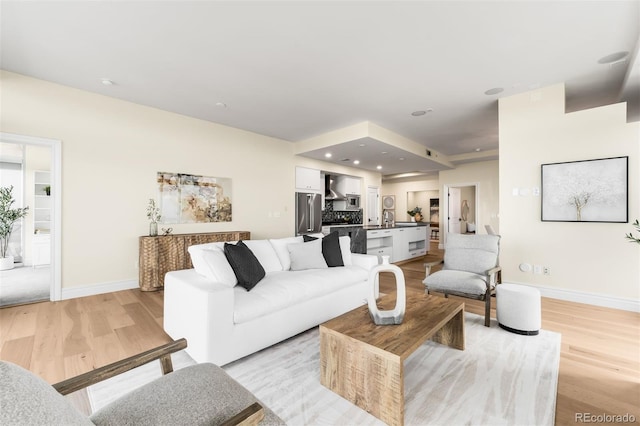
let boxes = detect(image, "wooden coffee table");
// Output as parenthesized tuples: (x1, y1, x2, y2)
(319, 292, 465, 426)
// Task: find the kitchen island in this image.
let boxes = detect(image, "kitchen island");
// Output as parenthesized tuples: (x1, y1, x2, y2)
(366, 223, 429, 263)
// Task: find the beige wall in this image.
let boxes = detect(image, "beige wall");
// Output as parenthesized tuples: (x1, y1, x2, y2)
(1, 71, 375, 291)
(499, 83, 639, 302)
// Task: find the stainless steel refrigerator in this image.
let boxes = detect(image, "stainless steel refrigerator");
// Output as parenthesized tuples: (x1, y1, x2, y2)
(295, 192, 322, 235)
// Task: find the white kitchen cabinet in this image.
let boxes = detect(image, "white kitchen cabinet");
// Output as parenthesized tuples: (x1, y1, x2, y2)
(391, 228, 407, 263)
(404, 226, 428, 259)
(368, 226, 428, 263)
(336, 175, 361, 195)
(295, 167, 321, 193)
(366, 229, 393, 262)
(32, 233, 51, 266)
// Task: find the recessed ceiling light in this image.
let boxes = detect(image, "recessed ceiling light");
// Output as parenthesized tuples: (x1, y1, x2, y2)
(100, 78, 114, 86)
(215, 102, 227, 108)
(376, 165, 382, 170)
(411, 108, 433, 117)
(597, 51, 629, 64)
(484, 87, 503, 95)
(353, 160, 360, 165)
(399, 157, 405, 161)
(325, 153, 332, 158)
(359, 143, 366, 147)
(381, 151, 388, 155)
(475, 148, 481, 152)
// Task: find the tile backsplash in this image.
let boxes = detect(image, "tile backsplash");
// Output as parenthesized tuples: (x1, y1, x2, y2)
(322, 201, 363, 223)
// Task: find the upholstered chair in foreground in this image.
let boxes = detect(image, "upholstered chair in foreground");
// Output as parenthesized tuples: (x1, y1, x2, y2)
(423, 233, 501, 327)
(0, 338, 284, 426)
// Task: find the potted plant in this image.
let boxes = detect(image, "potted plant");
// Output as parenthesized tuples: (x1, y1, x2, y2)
(407, 206, 423, 222)
(0, 186, 29, 270)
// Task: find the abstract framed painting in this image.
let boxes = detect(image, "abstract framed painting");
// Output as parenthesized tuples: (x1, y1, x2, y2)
(157, 172, 232, 223)
(541, 156, 628, 223)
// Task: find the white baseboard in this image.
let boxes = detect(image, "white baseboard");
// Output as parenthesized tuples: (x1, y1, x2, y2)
(61, 279, 139, 300)
(503, 280, 640, 313)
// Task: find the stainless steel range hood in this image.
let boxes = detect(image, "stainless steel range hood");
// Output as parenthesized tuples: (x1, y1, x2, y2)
(325, 175, 346, 200)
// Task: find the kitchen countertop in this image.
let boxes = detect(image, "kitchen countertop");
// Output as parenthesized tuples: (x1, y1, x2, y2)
(323, 223, 429, 230)
(363, 223, 429, 230)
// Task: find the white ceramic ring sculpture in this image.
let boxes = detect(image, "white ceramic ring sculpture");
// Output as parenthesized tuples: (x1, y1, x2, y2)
(368, 256, 406, 325)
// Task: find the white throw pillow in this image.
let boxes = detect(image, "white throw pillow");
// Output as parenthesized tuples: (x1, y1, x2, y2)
(287, 238, 328, 271)
(269, 236, 303, 270)
(198, 247, 237, 287)
(188, 242, 229, 273)
(243, 240, 283, 273)
(339, 236, 353, 266)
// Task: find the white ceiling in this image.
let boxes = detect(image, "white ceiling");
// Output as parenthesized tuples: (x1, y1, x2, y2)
(2, 1, 639, 176)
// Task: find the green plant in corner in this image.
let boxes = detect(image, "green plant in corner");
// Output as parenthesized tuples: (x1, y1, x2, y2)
(625, 219, 640, 244)
(0, 186, 30, 259)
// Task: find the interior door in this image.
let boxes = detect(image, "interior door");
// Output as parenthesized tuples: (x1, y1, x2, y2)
(448, 187, 462, 233)
(367, 186, 379, 226)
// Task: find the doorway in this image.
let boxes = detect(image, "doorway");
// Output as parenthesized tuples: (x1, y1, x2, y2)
(0, 133, 61, 307)
(443, 183, 478, 246)
(366, 186, 380, 226)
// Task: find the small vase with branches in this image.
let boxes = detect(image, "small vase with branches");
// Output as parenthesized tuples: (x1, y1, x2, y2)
(146, 199, 161, 237)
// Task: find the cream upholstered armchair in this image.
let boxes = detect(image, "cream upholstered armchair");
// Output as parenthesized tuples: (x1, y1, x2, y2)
(423, 233, 501, 327)
(0, 339, 284, 426)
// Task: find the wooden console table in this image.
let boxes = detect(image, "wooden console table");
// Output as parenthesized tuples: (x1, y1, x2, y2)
(138, 231, 250, 291)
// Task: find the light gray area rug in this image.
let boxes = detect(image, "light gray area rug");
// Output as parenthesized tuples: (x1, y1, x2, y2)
(0, 265, 50, 307)
(88, 313, 560, 425)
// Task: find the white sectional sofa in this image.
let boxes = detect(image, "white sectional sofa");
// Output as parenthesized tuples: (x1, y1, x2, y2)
(163, 234, 379, 366)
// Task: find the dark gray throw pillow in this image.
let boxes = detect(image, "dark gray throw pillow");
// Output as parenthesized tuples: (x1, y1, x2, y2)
(223, 241, 265, 291)
(303, 231, 344, 267)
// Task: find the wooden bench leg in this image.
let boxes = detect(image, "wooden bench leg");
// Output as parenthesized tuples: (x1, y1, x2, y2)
(484, 295, 491, 327)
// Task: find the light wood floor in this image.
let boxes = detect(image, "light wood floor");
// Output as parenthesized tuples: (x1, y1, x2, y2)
(1, 241, 638, 425)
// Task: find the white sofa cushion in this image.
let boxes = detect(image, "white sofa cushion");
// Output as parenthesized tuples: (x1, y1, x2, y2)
(268, 236, 303, 271)
(189, 239, 282, 277)
(243, 240, 283, 273)
(233, 266, 369, 324)
(199, 248, 237, 287)
(287, 239, 328, 271)
(188, 242, 228, 276)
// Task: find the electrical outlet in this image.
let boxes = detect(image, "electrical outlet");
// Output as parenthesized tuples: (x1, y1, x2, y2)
(543, 266, 550, 275)
(134, 260, 139, 269)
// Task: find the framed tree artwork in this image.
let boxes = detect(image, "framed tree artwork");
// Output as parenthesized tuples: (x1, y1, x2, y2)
(541, 156, 628, 223)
